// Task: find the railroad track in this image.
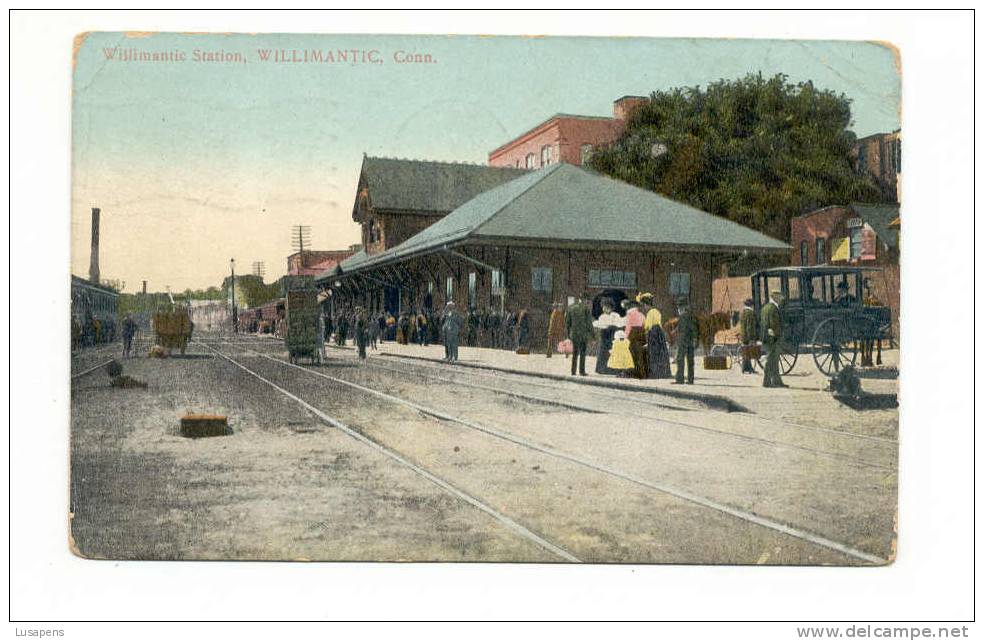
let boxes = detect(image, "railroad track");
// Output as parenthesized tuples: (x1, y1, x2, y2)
(369, 349, 898, 445)
(358, 356, 896, 471)
(71, 359, 117, 380)
(195, 340, 579, 562)
(238, 338, 894, 471)
(200, 339, 888, 565)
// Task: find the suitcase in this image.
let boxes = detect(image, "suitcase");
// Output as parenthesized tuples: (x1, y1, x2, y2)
(703, 355, 729, 370)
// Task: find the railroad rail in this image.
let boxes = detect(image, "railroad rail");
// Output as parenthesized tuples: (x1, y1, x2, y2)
(195, 340, 580, 563)
(232, 338, 894, 471)
(71, 359, 117, 380)
(223, 345, 888, 565)
(371, 350, 898, 445)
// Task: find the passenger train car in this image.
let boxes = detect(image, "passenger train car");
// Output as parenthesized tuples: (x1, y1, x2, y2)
(71, 275, 119, 348)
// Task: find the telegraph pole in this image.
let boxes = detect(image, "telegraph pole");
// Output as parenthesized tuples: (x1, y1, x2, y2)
(291, 225, 312, 268)
(230, 258, 238, 334)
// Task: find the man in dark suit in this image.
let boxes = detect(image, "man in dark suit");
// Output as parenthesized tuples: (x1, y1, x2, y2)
(760, 291, 787, 388)
(441, 302, 464, 363)
(674, 300, 696, 384)
(565, 293, 595, 376)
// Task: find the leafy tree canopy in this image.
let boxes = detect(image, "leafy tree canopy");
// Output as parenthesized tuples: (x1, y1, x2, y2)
(588, 73, 885, 240)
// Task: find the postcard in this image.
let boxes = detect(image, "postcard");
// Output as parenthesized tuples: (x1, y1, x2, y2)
(70, 32, 900, 564)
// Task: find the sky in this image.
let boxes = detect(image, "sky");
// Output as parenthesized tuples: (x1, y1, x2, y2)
(71, 32, 901, 292)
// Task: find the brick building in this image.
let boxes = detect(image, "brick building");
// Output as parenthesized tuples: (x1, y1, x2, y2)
(790, 203, 900, 268)
(790, 202, 900, 337)
(852, 130, 901, 203)
(320, 163, 788, 343)
(487, 96, 649, 169)
(287, 246, 361, 276)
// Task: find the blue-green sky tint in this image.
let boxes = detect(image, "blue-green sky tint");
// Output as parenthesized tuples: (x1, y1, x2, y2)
(72, 32, 900, 291)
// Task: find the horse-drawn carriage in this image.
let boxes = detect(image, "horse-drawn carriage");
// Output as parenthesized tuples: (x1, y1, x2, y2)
(749, 266, 892, 376)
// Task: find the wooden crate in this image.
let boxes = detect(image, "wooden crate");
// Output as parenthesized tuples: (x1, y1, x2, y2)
(180, 414, 229, 438)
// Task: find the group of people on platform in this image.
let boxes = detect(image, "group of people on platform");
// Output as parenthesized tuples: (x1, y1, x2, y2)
(320, 288, 796, 388)
(322, 305, 545, 355)
(558, 292, 678, 381)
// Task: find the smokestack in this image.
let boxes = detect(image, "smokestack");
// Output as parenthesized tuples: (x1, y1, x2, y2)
(142, 280, 147, 295)
(89, 207, 101, 284)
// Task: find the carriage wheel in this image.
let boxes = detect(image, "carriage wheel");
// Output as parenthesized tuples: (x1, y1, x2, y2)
(762, 342, 796, 375)
(777, 342, 798, 375)
(811, 318, 859, 377)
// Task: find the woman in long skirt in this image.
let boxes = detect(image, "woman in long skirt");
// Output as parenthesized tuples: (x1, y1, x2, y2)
(625, 300, 648, 379)
(644, 302, 673, 379)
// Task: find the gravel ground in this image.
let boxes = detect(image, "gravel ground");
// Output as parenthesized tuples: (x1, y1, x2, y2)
(70, 342, 550, 561)
(69, 333, 896, 564)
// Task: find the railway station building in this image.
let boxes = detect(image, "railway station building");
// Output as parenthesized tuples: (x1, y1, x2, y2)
(318, 161, 789, 343)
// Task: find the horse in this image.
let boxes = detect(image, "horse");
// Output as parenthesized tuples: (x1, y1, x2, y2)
(663, 311, 732, 354)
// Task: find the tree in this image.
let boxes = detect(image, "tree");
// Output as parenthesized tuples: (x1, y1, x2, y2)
(100, 278, 125, 292)
(588, 73, 885, 240)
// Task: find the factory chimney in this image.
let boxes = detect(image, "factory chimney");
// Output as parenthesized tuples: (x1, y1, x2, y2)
(142, 280, 147, 295)
(88, 207, 101, 284)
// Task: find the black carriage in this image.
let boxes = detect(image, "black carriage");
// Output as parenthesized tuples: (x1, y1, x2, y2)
(750, 266, 892, 376)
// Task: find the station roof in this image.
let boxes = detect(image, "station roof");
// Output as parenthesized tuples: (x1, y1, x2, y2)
(323, 163, 789, 280)
(358, 156, 529, 214)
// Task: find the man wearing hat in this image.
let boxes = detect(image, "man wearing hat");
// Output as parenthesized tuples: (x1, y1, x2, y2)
(673, 299, 697, 385)
(760, 291, 787, 388)
(441, 301, 464, 363)
(739, 298, 758, 374)
(834, 280, 855, 307)
(354, 306, 369, 360)
(564, 293, 595, 376)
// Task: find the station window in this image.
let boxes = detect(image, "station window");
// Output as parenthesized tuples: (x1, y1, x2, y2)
(491, 269, 504, 294)
(815, 237, 827, 265)
(446, 276, 454, 301)
(800, 241, 809, 266)
(468, 272, 477, 308)
(541, 145, 553, 167)
(588, 269, 636, 289)
(525, 153, 537, 169)
(849, 227, 863, 260)
(531, 267, 552, 293)
(669, 272, 691, 297)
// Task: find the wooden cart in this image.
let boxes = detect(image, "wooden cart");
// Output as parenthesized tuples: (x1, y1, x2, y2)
(152, 307, 193, 355)
(285, 289, 324, 365)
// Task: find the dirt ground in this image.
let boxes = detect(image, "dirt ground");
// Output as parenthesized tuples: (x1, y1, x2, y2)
(69, 333, 897, 564)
